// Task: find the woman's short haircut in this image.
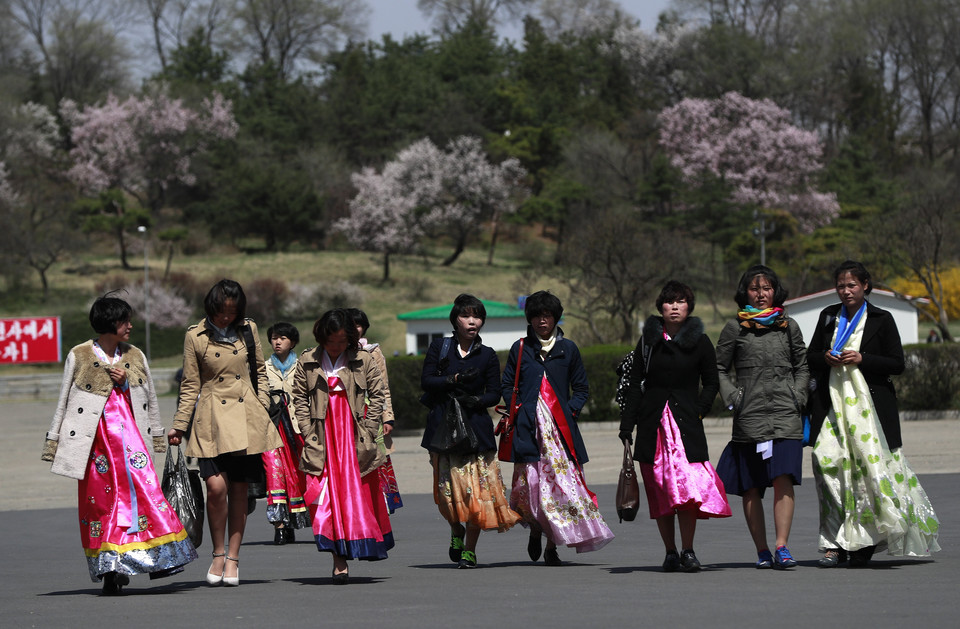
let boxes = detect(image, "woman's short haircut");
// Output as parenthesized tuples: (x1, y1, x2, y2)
(89, 295, 133, 335)
(734, 265, 788, 308)
(833, 260, 873, 294)
(313, 308, 360, 348)
(448, 294, 487, 328)
(524, 290, 563, 323)
(346, 308, 371, 336)
(656, 280, 696, 315)
(267, 321, 300, 346)
(203, 279, 247, 324)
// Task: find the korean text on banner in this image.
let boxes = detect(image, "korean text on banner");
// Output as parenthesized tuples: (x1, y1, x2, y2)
(0, 317, 61, 364)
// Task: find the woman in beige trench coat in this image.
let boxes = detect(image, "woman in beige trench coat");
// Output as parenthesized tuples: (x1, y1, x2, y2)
(168, 279, 281, 587)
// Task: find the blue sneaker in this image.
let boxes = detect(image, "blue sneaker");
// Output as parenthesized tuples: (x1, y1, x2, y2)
(756, 549, 773, 569)
(774, 545, 797, 569)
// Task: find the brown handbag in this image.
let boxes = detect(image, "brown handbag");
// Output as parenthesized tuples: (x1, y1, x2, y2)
(615, 439, 640, 523)
(494, 338, 524, 462)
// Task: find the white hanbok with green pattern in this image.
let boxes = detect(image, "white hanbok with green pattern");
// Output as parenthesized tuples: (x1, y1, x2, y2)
(812, 313, 940, 556)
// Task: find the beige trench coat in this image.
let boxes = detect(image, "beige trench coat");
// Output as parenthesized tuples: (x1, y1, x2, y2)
(172, 319, 281, 458)
(293, 347, 386, 478)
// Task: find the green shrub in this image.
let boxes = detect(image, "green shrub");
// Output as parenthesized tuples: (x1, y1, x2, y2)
(385, 353, 428, 430)
(579, 344, 633, 422)
(895, 343, 960, 410)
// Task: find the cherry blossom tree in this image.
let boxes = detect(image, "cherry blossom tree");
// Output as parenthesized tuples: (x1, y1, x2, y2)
(336, 136, 526, 281)
(659, 91, 839, 235)
(61, 88, 238, 268)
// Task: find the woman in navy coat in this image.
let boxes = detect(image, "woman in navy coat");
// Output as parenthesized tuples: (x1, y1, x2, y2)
(421, 294, 520, 569)
(501, 291, 613, 566)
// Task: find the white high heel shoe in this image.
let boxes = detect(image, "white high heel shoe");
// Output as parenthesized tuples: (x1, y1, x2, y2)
(223, 556, 240, 586)
(206, 552, 225, 585)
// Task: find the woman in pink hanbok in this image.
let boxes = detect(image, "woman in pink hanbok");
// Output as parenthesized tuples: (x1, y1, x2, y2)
(293, 309, 393, 584)
(42, 296, 197, 595)
(501, 291, 613, 566)
(619, 281, 731, 572)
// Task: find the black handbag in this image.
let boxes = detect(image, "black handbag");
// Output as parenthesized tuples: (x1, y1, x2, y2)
(430, 395, 479, 454)
(615, 439, 640, 523)
(161, 445, 205, 548)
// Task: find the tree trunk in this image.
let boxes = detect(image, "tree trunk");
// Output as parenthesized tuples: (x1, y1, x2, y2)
(382, 251, 391, 282)
(486, 213, 500, 266)
(164, 243, 174, 280)
(442, 234, 467, 266)
(118, 227, 131, 270)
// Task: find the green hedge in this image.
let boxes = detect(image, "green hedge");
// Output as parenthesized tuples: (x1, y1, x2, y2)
(385, 344, 637, 431)
(896, 343, 960, 410)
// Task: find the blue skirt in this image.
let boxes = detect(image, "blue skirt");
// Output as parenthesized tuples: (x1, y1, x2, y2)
(716, 439, 802, 498)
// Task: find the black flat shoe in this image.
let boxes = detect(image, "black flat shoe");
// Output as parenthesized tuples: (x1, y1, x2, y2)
(849, 546, 875, 568)
(100, 572, 126, 596)
(680, 549, 701, 573)
(543, 547, 561, 566)
(274, 528, 287, 546)
(284, 527, 295, 544)
(527, 530, 542, 562)
(818, 549, 847, 568)
(662, 551, 681, 572)
(332, 569, 349, 585)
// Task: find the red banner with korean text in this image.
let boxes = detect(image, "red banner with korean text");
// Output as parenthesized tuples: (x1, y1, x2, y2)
(0, 317, 61, 364)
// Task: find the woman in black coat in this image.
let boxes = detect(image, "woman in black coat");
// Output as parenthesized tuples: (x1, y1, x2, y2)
(420, 294, 521, 569)
(807, 260, 940, 568)
(501, 291, 613, 566)
(619, 281, 731, 572)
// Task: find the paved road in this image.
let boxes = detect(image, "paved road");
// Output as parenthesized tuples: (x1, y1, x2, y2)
(1, 398, 957, 628)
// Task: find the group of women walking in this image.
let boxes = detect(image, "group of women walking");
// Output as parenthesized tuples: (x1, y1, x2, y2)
(618, 262, 940, 572)
(42, 261, 940, 594)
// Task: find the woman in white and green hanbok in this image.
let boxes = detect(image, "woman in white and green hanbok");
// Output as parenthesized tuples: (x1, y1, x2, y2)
(807, 261, 940, 567)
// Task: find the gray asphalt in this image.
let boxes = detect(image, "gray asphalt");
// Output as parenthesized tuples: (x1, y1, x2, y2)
(2, 398, 957, 628)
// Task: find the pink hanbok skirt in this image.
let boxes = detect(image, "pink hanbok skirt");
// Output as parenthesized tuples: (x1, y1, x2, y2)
(638, 403, 732, 520)
(510, 376, 614, 554)
(264, 408, 310, 529)
(78, 388, 197, 581)
(304, 386, 393, 560)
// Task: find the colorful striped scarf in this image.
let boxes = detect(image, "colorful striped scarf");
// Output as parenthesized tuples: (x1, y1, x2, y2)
(737, 305, 786, 328)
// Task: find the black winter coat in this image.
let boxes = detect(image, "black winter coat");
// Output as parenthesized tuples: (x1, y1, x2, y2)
(500, 327, 589, 464)
(806, 302, 906, 448)
(420, 335, 501, 453)
(619, 316, 719, 464)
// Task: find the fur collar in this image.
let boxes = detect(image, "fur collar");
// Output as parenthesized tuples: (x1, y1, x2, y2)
(642, 315, 704, 350)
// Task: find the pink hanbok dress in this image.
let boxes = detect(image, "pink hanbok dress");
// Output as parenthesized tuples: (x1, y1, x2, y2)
(304, 357, 393, 560)
(639, 403, 732, 520)
(510, 375, 614, 553)
(79, 345, 197, 581)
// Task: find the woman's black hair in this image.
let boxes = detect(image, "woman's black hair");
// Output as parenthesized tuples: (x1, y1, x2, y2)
(346, 308, 371, 336)
(656, 280, 696, 315)
(313, 308, 360, 349)
(203, 279, 246, 325)
(524, 290, 564, 323)
(833, 260, 873, 295)
(448, 294, 487, 328)
(89, 295, 133, 335)
(734, 265, 789, 308)
(267, 321, 300, 346)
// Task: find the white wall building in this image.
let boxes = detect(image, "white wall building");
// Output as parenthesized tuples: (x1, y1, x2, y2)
(784, 289, 929, 346)
(398, 300, 528, 355)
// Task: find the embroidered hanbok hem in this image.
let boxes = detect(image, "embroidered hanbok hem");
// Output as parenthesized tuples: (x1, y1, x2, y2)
(305, 383, 393, 561)
(432, 451, 521, 532)
(79, 388, 198, 582)
(639, 403, 732, 520)
(812, 312, 940, 557)
(264, 407, 311, 529)
(509, 380, 614, 554)
(379, 455, 404, 513)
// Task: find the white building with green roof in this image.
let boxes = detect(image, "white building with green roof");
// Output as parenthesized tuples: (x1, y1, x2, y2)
(397, 300, 528, 355)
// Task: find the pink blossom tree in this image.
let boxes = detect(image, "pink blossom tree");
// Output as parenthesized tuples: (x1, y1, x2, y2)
(659, 92, 839, 262)
(61, 88, 238, 268)
(337, 136, 527, 280)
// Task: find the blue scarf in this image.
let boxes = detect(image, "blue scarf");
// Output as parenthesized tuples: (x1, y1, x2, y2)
(830, 301, 867, 357)
(270, 352, 297, 375)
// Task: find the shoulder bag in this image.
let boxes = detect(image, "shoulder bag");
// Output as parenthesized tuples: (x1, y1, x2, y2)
(494, 338, 524, 462)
